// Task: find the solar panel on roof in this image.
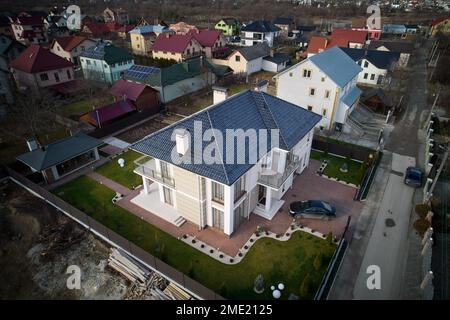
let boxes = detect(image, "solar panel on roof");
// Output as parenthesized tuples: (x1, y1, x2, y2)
(124, 64, 160, 80)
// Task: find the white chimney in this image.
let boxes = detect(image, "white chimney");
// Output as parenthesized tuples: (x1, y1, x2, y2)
(212, 85, 228, 104)
(254, 79, 269, 93)
(175, 129, 190, 155)
(26, 138, 38, 151)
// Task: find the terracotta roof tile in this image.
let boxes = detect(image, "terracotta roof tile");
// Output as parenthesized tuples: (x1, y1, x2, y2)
(10, 45, 73, 73)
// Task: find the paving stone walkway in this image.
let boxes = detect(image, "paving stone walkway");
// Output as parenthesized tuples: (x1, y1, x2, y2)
(86, 172, 133, 196)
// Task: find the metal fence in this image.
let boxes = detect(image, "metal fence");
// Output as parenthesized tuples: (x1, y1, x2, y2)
(314, 216, 351, 300)
(312, 137, 373, 162)
(5, 166, 224, 300)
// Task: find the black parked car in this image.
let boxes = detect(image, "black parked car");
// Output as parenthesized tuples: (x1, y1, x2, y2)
(404, 167, 424, 188)
(289, 200, 336, 219)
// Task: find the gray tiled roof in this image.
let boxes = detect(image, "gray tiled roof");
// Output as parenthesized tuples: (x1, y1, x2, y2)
(132, 91, 321, 185)
(16, 133, 103, 171)
(340, 47, 400, 69)
(309, 46, 362, 88)
(238, 42, 270, 61)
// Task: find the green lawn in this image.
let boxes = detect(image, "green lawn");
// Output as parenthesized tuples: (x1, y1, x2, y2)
(53, 176, 336, 299)
(57, 96, 115, 119)
(310, 150, 365, 186)
(95, 150, 143, 189)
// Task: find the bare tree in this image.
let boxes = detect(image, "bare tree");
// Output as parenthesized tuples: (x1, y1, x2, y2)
(1, 90, 59, 141)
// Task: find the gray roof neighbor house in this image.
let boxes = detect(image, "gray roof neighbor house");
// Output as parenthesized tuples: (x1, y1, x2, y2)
(238, 42, 271, 61)
(17, 133, 103, 171)
(132, 90, 321, 185)
(308, 46, 362, 88)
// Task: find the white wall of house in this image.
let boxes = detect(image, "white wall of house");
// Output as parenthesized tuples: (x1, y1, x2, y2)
(241, 31, 278, 47)
(262, 59, 286, 73)
(50, 39, 96, 66)
(80, 57, 134, 84)
(356, 59, 388, 86)
(276, 59, 337, 129)
(276, 59, 360, 130)
(159, 72, 216, 103)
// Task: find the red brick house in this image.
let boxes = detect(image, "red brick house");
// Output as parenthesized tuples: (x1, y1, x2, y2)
(10, 45, 74, 95)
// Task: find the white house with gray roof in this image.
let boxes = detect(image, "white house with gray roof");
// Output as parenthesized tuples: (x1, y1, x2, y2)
(130, 90, 320, 235)
(274, 46, 362, 131)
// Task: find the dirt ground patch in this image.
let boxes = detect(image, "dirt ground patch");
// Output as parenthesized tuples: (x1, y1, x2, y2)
(0, 179, 129, 299)
(116, 113, 184, 143)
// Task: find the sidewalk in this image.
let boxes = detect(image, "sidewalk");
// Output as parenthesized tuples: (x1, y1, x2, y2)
(86, 172, 133, 196)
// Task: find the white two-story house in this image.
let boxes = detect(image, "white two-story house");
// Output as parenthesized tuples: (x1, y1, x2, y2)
(274, 46, 362, 132)
(340, 47, 400, 87)
(131, 90, 321, 236)
(240, 20, 281, 47)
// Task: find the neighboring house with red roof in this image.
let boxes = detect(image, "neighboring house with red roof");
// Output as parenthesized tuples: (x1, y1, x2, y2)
(10, 14, 47, 45)
(169, 21, 199, 35)
(79, 99, 136, 128)
(330, 29, 368, 48)
(49, 36, 96, 66)
(110, 79, 160, 112)
(151, 33, 203, 62)
(193, 29, 226, 58)
(429, 17, 450, 36)
(117, 24, 135, 39)
(10, 45, 74, 94)
(129, 25, 173, 56)
(351, 17, 381, 40)
(304, 36, 330, 57)
(81, 22, 112, 38)
(151, 29, 226, 61)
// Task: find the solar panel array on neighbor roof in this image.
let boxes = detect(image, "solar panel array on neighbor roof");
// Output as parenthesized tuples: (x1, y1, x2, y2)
(124, 64, 161, 80)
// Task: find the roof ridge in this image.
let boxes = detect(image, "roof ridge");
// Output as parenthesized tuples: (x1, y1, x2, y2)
(255, 92, 289, 150)
(205, 109, 230, 185)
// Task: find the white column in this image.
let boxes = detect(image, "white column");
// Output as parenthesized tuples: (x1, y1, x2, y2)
(143, 177, 149, 194)
(223, 184, 233, 236)
(277, 151, 287, 173)
(265, 187, 273, 213)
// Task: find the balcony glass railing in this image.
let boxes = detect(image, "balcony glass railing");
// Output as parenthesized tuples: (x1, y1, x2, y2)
(134, 156, 175, 187)
(257, 155, 300, 189)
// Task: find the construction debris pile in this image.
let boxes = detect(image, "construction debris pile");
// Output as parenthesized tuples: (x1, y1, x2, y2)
(108, 248, 193, 300)
(39, 218, 85, 260)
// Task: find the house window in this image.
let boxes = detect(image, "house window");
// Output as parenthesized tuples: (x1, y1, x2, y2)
(86, 60, 91, 65)
(370, 74, 375, 80)
(322, 108, 327, 116)
(234, 176, 245, 201)
(212, 207, 224, 231)
(39, 73, 49, 81)
(364, 61, 368, 68)
(321, 76, 325, 82)
(67, 70, 71, 79)
(309, 88, 315, 96)
(324, 90, 330, 99)
(160, 162, 170, 179)
(212, 181, 224, 203)
(234, 199, 248, 230)
(363, 73, 368, 79)
(235, 55, 240, 62)
(289, 72, 293, 77)
(302, 69, 312, 78)
(307, 105, 313, 111)
(54, 72, 60, 82)
(163, 186, 173, 205)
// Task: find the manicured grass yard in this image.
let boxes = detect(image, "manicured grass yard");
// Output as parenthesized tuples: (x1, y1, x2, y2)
(95, 150, 143, 189)
(54, 176, 336, 299)
(310, 150, 365, 186)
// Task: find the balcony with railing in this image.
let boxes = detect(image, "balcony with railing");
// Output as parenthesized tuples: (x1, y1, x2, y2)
(134, 156, 175, 188)
(257, 155, 300, 189)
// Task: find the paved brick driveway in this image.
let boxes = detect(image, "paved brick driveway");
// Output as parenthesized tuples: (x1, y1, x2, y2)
(279, 159, 364, 239)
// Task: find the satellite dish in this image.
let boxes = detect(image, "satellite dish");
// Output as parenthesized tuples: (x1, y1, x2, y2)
(118, 158, 125, 167)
